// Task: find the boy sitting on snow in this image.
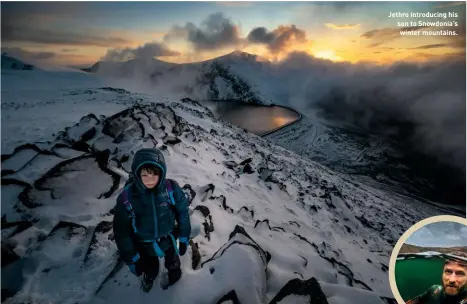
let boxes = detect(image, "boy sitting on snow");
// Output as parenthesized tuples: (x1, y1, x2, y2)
(113, 148, 191, 292)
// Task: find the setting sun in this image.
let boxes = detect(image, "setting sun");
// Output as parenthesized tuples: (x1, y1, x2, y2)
(313, 50, 343, 62)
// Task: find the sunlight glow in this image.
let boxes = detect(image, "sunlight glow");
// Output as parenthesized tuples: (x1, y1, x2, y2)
(273, 116, 294, 127)
(313, 50, 343, 62)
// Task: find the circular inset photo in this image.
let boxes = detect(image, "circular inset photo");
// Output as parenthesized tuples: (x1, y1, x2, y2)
(389, 215, 467, 304)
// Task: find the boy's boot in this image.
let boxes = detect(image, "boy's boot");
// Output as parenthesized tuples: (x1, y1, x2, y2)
(140, 273, 155, 292)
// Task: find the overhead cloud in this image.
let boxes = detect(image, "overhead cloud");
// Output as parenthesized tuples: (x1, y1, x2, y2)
(406, 222, 467, 247)
(325, 23, 360, 30)
(2, 25, 132, 47)
(103, 42, 181, 61)
(164, 13, 242, 51)
(1, 2, 87, 27)
(247, 25, 308, 54)
(1, 2, 134, 48)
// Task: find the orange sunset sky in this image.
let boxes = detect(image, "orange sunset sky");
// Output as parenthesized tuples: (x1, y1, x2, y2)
(1, 1, 466, 67)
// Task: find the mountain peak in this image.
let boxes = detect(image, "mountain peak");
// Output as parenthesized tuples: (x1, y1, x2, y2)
(218, 50, 269, 63)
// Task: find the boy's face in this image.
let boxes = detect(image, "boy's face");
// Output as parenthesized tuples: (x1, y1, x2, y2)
(140, 168, 160, 189)
(442, 261, 467, 296)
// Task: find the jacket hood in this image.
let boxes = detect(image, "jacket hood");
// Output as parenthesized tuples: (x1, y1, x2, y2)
(131, 148, 167, 193)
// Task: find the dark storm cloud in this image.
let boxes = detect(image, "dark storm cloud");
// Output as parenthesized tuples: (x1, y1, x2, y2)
(164, 13, 242, 51)
(103, 42, 181, 61)
(247, 27, 276, 44)
(247, 25, 308, 54)
(406, 222, 467, 247)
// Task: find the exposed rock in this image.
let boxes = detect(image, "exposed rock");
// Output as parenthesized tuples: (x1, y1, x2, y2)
(194, 205, 210, 217)
(237, 206, 254, 219)
(216, 290, 241, 304)
(242, 163, 254, 174)
(269, 277, 328, 304)
(200, 184, 215, 202)
(254, 219, 285, 233)
(1, 221, 33, 239)
(182, 184, 196, 205)
(258, 167, 274, 181)
(2, 241, 19, 267)
(239, 158, 252, 166)
(223, 161, 238, 170)
(190, 240, 201, 270)
(164, 135, 181, 145)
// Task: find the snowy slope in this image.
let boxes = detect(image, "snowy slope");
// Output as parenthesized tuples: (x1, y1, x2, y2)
(264, 113, 466, 211)
(0, 69, 167, 154)
(1, 54, 35, 71)
(2, 75, 457, 303)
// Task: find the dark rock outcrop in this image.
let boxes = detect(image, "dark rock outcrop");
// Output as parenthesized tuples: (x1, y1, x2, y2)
(216, 290, 241, 304)
(269, 277, 328, 304)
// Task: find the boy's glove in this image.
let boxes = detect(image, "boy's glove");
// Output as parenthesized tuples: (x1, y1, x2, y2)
(178, 237, 189, 256)
(128, 253, 143, 276)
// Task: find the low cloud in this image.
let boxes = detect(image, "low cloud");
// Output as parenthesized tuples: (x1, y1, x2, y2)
(247, 25, 308, 54)
(164, 13, 242, 51)
(325, 23, 360, 30)
(2, 47, 57, 61)
(103, 42, 181, 61)
(263, 51, 466, 181)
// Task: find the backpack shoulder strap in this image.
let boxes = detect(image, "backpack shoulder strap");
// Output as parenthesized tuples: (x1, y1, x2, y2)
(165, 179, 176, 206)
(122, 184, 138, 233)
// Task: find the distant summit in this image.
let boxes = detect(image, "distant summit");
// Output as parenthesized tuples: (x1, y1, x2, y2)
(217, 50, 269, 62)
(1, 53, 35, 70)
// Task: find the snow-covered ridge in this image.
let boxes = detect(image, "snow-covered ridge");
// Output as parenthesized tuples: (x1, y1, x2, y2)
(1, 53, 35, 71)
(2, 89, 452, 303)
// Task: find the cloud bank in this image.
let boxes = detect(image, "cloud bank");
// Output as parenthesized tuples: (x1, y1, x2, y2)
(103, 42, 181, 61)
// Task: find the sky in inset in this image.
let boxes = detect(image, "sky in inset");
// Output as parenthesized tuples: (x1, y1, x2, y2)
(406, 221, 467, 248)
